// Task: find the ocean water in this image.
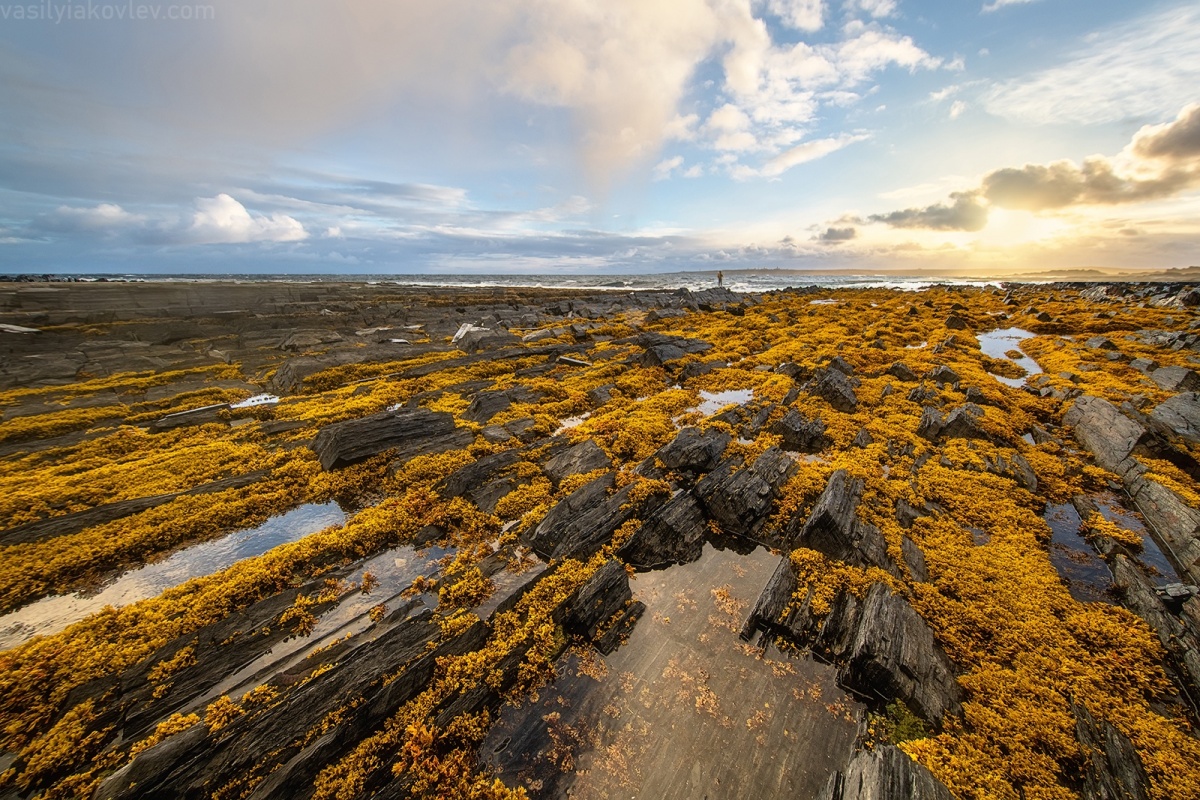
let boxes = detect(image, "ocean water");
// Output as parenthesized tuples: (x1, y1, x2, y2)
(54, 271, 1005, 294)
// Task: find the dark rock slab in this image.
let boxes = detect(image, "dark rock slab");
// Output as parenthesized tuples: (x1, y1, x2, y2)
(806, 368, 859, 412)
(1073, 702, 1151, 800)
(945, 314, 969, 330)
(454, 325, 520, 353)
(901, 537, 929, 582)
(745, 574, 961, 726)
(655, 426, 730, 473)
(815, 745, 953, 800)
(1111, 554, 1200, 703)
(886, 362, 919, 382)
(565, 559, 642, 650)
(827, 355, 856, 376)
(636, 332, 712, 367)
(311, 407, 472, 470)
(543, 439, 612, 485)
(918, 404, 991, 442)
(694, 447, 798, 544)
(770, 408, 830, 452)
(927, 366, 960, 386)
(439, 451, 521, 499)
(462, 387, 541, 424)
(619, 492, 707, 569)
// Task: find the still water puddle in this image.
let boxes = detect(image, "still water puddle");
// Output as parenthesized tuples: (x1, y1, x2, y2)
(977, 328, 1043, 387)
(1044, 503, 1113, 603)
(693, 389, 755, 417)
(479, 543, 860, 799)
(1092, 493, 1181, 583)
(0, 502, 346, 650)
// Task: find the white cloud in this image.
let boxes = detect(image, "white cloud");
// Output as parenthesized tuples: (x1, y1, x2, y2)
(732, 133, 869, 178)
(53, 203, 144, 230)
(982, 0, 1039, 12)
(845, 0, 897, 18)
(949, 100, 967, 119)
(653, 155, 686, 180)
(767, 0, 826, 31)
(983, 5, 1200, 125)
(187, 194, 307, 244)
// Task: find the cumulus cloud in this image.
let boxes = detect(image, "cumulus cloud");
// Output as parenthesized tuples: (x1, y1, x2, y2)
(767, 0, 826, 31)
(816, 225, 858, 243)
(653, 156, 686, 180)
(869, 192, 989, 231)
(186, 194, 307, 244)
(983, 5, 1200, 125)
(51, 203, 144, 231)
(867, 102, 1200, 232)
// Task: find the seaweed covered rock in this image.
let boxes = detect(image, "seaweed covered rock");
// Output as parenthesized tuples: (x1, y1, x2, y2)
(786, 470, 896, 573)
(452, 324, 520, 353)
(815, 745, 954, 800)
(310, 407, 472, 470)
(917, 404, 990, 443)
(694, 447, 798, 544)
(1073, 702, 1151, 800)
(886, 362, 919, 382)
(462, 386, 541, 424)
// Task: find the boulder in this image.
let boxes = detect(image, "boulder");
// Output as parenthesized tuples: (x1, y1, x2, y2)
(815, 745, 954, 800)
(1150, 392, 1200, 443)
(807, 368, 859, 412)
(770, 408, 830, 452)
(827, 355, 856, 376)
(1151, 365, 1200, 392)
(525, 474, 654, 560)
(655, 426, 730, 473)
(886, 362, 919, 382)
(945, 315, 969, 330)
(311, 408, 473, 470)
(852, 429, 874, 449)
(926, 366, 960, 386)
(620, 492, 707, 569)
(1085, 336, 1118, 351)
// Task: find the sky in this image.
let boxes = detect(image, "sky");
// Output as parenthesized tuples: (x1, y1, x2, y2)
(1, 0, 1199, 276)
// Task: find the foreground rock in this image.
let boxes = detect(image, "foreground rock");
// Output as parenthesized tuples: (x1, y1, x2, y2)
(815, 745, 954, 800)
(310, 407, 473, 470)
(744, 575, 962, 726)
(1073, 702, 1151, 800)
(784, 470, 897, 574)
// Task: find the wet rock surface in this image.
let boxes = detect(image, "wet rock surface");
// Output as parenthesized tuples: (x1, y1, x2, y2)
(815, 745, 954, 800)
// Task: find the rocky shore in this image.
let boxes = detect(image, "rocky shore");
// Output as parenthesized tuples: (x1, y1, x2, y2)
(1, 279, 1199, 799)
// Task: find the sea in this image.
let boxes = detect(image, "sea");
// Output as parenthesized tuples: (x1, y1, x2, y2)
(40, 271, 1010, 293)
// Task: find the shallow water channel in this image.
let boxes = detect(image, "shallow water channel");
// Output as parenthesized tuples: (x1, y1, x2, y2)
(479, 543, 860, 798)
(976, 328, 1043, 387)
(0, 502, 346, 650)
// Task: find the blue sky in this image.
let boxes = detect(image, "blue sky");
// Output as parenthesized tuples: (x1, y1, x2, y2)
(1, 0, 1199, 275)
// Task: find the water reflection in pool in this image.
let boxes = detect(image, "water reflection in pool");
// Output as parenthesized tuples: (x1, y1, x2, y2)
(0, 502, 346, 650)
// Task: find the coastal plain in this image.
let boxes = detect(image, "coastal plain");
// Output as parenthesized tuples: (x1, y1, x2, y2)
(1, 279, 1199, 800)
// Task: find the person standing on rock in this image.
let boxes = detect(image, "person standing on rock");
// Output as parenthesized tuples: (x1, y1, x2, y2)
(717, 270, 724, 287)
